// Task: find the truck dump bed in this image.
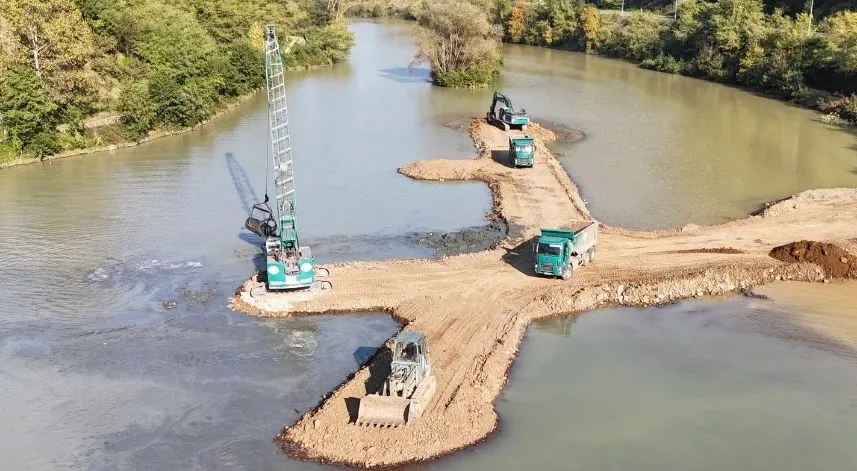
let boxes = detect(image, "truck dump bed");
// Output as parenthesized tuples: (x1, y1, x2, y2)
(539, 221, 595, 240)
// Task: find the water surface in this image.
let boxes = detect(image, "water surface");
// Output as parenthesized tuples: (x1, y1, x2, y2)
(1, 19, 856, 470)
(429, 283, 857, 471)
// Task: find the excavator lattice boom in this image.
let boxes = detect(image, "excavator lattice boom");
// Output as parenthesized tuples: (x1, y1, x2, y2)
(243, 25, 331, 291)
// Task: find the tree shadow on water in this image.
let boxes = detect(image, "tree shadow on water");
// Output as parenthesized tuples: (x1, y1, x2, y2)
(379, 67, 431, 83)
(344, 346, 392, 423)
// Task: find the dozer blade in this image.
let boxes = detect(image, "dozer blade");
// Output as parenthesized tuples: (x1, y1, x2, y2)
(355, 395, 411, 428)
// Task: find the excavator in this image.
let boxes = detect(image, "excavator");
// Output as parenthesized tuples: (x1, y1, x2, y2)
(486, 91, 530, 131)
(243, 25, 330, 291)
(355, 331, 437, 427)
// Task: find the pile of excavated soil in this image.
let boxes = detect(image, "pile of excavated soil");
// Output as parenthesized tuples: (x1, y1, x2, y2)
(769, 240, 857, 279)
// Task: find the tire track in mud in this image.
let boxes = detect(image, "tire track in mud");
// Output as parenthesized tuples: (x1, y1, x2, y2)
(229, 118, 857, 469)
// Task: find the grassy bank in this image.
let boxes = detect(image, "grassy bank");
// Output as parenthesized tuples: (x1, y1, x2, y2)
(0, 91, 259, 169)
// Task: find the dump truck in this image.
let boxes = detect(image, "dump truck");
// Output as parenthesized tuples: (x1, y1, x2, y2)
(509, 135, 534, 167)
(355, 331, 436, 427)
(487, 91, 529, 131)
(533, 222, 598, 280)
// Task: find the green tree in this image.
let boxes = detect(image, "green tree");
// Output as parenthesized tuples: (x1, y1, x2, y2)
(117, 80, 156, 138)
(2, 0, 100, 111)
(606, 11, 665, 61)
(0, 65, 59, 156)
(816, 10, 857, 74)
(130, 2, 219, 80)
(580, 5, 601, 53)
(411, 0, 503, 88)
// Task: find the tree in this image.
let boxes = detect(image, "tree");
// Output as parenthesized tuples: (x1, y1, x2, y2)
(411, 0, 503, 88)
(508, 0, 527, 42)
(0, 65, 59, 156)
(817, 10, 857, 73)
(117, 80, 156, 138)
(580, 5, 600, 53)
(2, 0, 100, 111)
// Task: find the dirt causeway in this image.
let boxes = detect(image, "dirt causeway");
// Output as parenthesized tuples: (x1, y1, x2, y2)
(229, 118, 857, 468)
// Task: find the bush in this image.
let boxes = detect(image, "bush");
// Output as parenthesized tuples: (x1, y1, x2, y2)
(432, 59, 503, 88)
(118, 80, 156, 138)
(411, 0, 503, 88)
(604, 12, 665, 61)
(640, 53, 683, 74)
(818, 94, 857, 123)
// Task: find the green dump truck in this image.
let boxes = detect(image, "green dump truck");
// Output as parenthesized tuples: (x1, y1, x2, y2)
(533, 222, 598, 279)
(509, 135, 534, 167)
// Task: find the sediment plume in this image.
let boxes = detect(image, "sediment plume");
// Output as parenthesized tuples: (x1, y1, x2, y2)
(228, 118, 857, 468)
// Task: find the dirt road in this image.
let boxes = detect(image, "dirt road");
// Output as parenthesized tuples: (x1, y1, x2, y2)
(230, 119, 857, 468)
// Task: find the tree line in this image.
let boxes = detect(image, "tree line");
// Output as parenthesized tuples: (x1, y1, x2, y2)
(355, 0, 857, 123)
(0, 0, 354, 159)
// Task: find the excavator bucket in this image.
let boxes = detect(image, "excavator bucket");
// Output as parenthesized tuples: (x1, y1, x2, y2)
(355, 395, 412, 427)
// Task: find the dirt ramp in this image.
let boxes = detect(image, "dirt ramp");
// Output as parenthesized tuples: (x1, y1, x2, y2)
(769, 241, 857, 279)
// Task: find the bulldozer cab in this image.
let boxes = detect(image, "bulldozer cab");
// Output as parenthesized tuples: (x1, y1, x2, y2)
(392, 332, 427, 366)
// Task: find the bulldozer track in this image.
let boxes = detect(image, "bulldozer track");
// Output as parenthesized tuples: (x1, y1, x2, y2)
(230, 118, 857, 468)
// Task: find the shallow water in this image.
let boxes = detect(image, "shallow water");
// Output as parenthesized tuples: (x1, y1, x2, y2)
(427, 283, 857, 471)
(1, 19, 856, 470)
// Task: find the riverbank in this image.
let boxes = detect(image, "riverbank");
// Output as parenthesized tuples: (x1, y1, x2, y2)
(229, 118, 857, 468)
(0, 91, 262, 171)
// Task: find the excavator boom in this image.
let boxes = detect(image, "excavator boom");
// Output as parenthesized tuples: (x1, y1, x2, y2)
(243, 25, 330, 292)
(487, 91, 529, 131)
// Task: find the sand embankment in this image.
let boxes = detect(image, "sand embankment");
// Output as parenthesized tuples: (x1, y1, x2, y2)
(229, 118, 857, 468)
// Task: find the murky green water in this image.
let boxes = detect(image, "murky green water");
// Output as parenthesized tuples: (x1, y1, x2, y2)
(429, 283, 857, 471)
(1, 19, 855, 470)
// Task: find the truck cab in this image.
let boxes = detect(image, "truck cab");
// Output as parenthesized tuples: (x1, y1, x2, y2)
(509, 135, 534, 167)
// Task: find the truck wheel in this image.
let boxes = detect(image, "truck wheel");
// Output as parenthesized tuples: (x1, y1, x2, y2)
(582, 252, 590, 266)
(588, 248, 596, 262)
(561, 267, 572, 280)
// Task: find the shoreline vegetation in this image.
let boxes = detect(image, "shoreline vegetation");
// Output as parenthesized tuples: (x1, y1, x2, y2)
(351, 0, 857, 124)
(0, 0, 355, 167)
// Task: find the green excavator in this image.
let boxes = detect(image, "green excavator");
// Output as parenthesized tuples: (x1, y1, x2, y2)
(243, 25, 330, 291)
(486, 91, 529, 132)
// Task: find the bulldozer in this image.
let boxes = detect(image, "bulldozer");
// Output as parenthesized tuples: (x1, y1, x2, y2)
(487, 91, 529, 132)
(355, 331, 437, 428)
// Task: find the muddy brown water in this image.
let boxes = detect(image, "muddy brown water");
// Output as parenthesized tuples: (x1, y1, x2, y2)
(1, 19, 856, 469)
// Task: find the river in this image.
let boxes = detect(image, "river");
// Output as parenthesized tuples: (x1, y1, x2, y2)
(0, 19, 855, 470)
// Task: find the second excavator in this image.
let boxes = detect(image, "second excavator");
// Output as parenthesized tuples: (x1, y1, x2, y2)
(486, 91, 529, 132)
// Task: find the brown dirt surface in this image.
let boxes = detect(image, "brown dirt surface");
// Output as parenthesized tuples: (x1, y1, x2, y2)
(228, 118, 857, 469)
(769, 240, 857, 278)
